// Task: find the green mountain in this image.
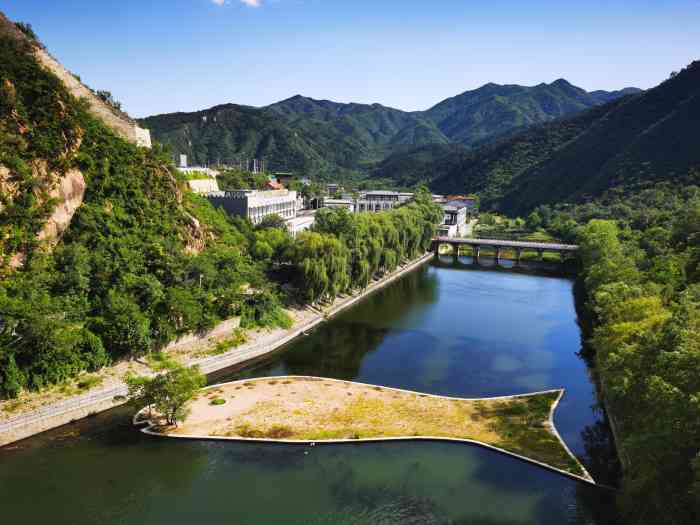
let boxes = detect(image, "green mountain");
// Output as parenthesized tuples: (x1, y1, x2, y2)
(423, 79, 640, 147)
(140, 82, 637, 177)
(376, 62, 700, 213)
(375, 99, 622, 197)
(0, 15, 287, 397)
(138, 103, 334, 174)
(499, 64, 700, 214)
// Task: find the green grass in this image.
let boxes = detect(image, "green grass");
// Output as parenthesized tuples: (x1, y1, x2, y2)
(145, 352, 178, 371)
(477, 392, 584, 476)
(210, 397, 226, 406)
(198, 329, 248, 357)
(76, 375, 103, 391)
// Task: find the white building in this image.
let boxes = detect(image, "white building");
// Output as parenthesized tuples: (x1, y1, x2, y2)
(187, 178, 220, 194)
(437, 205, 468, 238)
(324, 198, 356, 212)
(356, 191, 413, 212)
(178, 166, 220, 178)
(286, 212, 316, 237)
(206, 189, 298, 226)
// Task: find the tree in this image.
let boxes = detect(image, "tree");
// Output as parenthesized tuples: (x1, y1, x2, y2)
(98, 290, 151, 356)
(526, 211, 543, 230)
(126, 363, 205, 426)
(256, 214, 286, 231)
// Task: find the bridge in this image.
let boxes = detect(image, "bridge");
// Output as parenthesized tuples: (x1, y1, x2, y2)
(432, 237, 579, 262)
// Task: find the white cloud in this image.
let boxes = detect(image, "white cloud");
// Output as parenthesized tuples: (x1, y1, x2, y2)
(212, 0, 262, 6)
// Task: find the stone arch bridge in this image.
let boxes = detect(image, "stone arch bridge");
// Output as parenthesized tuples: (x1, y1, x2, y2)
(432, 237, 579, 262)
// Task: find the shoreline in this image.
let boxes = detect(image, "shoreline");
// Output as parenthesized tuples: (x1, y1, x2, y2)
(135, 376, 597, 487)
(0, 252, 434, 447)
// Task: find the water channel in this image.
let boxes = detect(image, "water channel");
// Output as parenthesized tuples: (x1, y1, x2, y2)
(0, 257, 620, 524)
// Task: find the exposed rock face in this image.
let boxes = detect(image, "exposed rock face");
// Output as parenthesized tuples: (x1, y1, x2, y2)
(0, 164, 16, 208)
(36, 168, 86, 244)
(183, 212, 208, 255)
(32, 48, 151, 148)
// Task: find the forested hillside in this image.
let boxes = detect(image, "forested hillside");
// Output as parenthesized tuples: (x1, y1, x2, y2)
(393, 61, 699, 214)
(0, 20, 289, 397)
(138, 103, 334, 175)
(141, 82, 636, 179)
(0, 17, 445, 399)
(373, 100, 621, 197)
(536, 186, 700, 525)
(500, 62, 700, 214)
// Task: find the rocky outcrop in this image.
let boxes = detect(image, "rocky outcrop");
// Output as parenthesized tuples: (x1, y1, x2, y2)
(36, 168, 86, 245)
(33, 49, 151, 148)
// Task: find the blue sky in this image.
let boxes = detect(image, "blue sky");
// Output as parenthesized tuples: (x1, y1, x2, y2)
(3, 0, 699, 117)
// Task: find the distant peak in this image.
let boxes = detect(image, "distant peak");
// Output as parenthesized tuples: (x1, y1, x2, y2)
(551, 78, 573, 87)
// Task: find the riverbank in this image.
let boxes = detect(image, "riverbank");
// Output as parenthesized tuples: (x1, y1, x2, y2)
(136, 376, 594, 484)
(0, 253, 434, 447)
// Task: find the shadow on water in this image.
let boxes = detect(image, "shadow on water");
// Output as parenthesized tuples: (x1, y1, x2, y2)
(434, 254, 571, 276)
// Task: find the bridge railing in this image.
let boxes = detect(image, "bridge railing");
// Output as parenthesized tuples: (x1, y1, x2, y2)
(433, 237, 579, 251)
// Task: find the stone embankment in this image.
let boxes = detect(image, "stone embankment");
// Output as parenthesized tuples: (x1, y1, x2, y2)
(0, 253, 434, 447)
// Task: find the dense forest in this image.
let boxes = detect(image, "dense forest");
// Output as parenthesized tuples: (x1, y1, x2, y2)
(140, 82, 636, 179)
(551, 187, 700, 525)
(290, 189, 442, 303)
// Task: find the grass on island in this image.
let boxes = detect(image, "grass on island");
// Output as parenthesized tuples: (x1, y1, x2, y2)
(155, 377, 585, 477)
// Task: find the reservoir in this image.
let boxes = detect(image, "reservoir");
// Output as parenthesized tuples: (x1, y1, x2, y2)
(0, 258, 619, 524)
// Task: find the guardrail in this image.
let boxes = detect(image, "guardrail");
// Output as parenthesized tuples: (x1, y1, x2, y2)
(434, 237, 579, 251)
(0, 317, 319, 434)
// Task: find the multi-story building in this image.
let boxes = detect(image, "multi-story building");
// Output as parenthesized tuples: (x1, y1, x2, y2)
(356, 191, 412, 212)
(324, 198, 356, 212)
(285, 211, 316, 237)
(206, 189, 298, 226)
(437, 204, 468, 238)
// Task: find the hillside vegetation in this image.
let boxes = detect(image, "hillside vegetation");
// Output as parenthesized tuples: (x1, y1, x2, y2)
(140, 82, 636, 179)
(374, 100, 621, 198)
(571, 192, 700, 525)
(0, 23, 289, 397)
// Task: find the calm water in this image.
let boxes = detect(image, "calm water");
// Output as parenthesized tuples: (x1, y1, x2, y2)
(0, 258, 619, 524)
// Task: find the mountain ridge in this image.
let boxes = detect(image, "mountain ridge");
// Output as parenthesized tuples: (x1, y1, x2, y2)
(140, 81, 640, 176)
(374, 60, 699, 214)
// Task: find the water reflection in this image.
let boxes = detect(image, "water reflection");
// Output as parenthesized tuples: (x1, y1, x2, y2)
(0, 260, 619, 524)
